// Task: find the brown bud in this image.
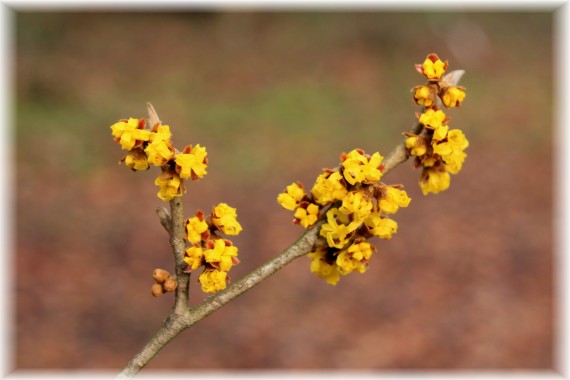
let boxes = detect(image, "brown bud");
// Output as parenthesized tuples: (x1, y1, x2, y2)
(151, 283, 164, 297)
(153, 269, 171, 284)
(163, 277, 178, 293)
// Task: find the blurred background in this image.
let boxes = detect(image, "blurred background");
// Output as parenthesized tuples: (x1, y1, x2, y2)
(14, 10, 553, 370)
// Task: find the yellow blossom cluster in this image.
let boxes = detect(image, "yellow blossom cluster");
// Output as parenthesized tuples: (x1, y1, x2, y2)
(413, 53, 466, 108)
(110, 118, 208, 201)
(407, 54, 469, 195)
(183, 203, 243, 293)
(110, 113, 244, 295)
(277, 149, 411, 285)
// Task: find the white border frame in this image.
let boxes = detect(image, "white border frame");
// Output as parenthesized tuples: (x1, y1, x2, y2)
(1, 1, 567, 379)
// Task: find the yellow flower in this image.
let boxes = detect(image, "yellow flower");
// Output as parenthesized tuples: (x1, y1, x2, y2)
(447, 129, 469, 151)
(308, 247, 341, 285)
(348, 241, 374, 261)
(175, 144, 208, 180)
(419, 168, 451, 195)
(432, 129, 468, 168)
(336, 241, 374, 274)
(433, 140, 452, 157)
(412, 85, 437, 106)
(417, 53, 448, 81)
(418, 108, 447, 130)
(339, 191, 373, 221)
(184, 246, 204, 271)
(294, 203, 320, 228)
(110, 118, 150, 150)
(212, 203, 242, 235)
(364, 213, 398, 239)
(336, 250, 363, 274)
(199, 269, 228, 293)
(145, 139, 174, 166)
(124, 148, 149, 171)
(320, 208, 361, 249)
(149, 125, 172, 142)
(204, 239, 238, 272)
(277, 182, 306, 211)
(406, 135, 428, 157)
(185, 212, 209, 244)
(341, 149, 383, 185)
(155, 170, 184, 201)
(421, 155, 437, 167)
(311, 171, 348, 205)
(443, 151, 467, 174)
(441, 86, 467, 108)
(379, 187, 411, 215)
(433, 124, 449, 142)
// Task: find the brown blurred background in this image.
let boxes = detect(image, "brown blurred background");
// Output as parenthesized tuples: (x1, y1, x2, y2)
(15, 10, 554, 370)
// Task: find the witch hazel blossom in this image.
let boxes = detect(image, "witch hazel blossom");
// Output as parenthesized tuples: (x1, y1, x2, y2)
(277, 182, 306, 211)
(110, 118, 150, 150)
(175, 144, 208, 180)
(341, 150, 383, 185)
(416, 53, 448, 81)
(212, 203, 243, 236)
(185, 211, 209, 244)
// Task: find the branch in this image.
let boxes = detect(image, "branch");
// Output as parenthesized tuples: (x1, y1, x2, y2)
(168, 196, 190, 315)
(118, 70, 465, 376)
(117, 105, 188, 378)
(178, 124, 423, 324)
(118, 193, 190, 379)
(185, 219, 323, 325)
(117, 125, 411, 378)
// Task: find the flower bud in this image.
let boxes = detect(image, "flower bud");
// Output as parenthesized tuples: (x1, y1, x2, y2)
(163, 277, 178, 293)
(153, 268, 171, 284)
(412, 85, 437, 106)
(440, 86, 466, 108)
(151, 283, 164, 297)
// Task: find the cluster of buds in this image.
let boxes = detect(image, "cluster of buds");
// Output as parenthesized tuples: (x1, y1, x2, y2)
(407, 53, 469, 195)
(277, 149, 411, 285)
(110, 118, 208, 201)
(151, 269, 178, 297)
(183, 203, 243, 293)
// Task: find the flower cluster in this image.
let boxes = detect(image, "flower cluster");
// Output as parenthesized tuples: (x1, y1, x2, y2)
(277, 149, 411, 285)
(183, 203, 243, 293)
(110, 114, 244, 294)
(407, 53, 469, 195)
(110, 118, 208, 201)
